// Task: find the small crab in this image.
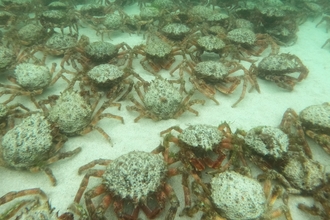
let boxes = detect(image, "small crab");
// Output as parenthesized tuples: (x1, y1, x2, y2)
(133, 35, 185, 74)
(126, 78, 205, 122)
(0, 188, 73, 219)
(0, 113, 81, 185)
(185, 171, 292, 220)
(72, 150, 180, 220)
(251, 53, 309, 90)
(298, 102, 330, 155)
(39, 89, 124, 145)
(171, 59, 260, 106)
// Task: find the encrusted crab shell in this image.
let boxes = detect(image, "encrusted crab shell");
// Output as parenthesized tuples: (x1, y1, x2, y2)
(103, 13, 122, 29)
(161, 23, 190, 40)
(87, 63, 124, 87)
(14, 63, 52, 90)
(0, 104, 8, 121)
(244, 126, 289, 159)
(211, 171, 266, 219)
(84, 41, 118, 63)
(227, 28, 256, 45)
(178, 124, 224, 151)
(283, 152, 324, 192)
(1, 113, 53, 169)
(79, 3, 105, 16)
(189, 5, 213, 19)
(102, 151, 167, 200)
(299, 102, 330, 134)
(144, 78, 183, 119)
(45, 33, 77, 51)
(145, 37, 172, 58)
(17, 23, 46, 46)
(48, 90, 92, 136)
(140, 6, 159, 19)
(0, 46, 15, 71)
(258, 53, 301, 73)
(197, 35, 226, 51)
(194, 61, 229, 80)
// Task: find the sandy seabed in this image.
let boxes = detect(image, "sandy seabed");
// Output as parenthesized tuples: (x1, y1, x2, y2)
(0, 4, 330, 220)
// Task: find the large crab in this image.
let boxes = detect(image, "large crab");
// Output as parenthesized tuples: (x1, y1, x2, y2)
(251, 53, 309, 90)
(132, 35, 185, 74)
(0, 113, 81, 186)
(185, 171, 293, 220)
(38, 89, 124, 145)
(0, 188, 73, 219)
(126, 78, 205, 122)
(295, 102, 330, 155)
(171, 59, 260, 106)
(72, 150, 182, 220)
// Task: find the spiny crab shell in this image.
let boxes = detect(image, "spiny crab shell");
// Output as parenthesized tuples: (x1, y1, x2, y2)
(143, 78, 183, 119)
(48, 90, 92, 136)
(178, 124, 225, 151)
(244, 126, 289, 159)
(2, 113, 53, 169)
(194, 60, 229, 80)
(102, 151, 167, 201)
(299, 102, 330, 134)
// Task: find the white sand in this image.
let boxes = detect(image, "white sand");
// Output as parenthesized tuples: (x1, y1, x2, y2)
(0, 5, 329, 220)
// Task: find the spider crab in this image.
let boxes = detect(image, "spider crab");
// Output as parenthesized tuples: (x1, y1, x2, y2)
(72, 150, 190, 220)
